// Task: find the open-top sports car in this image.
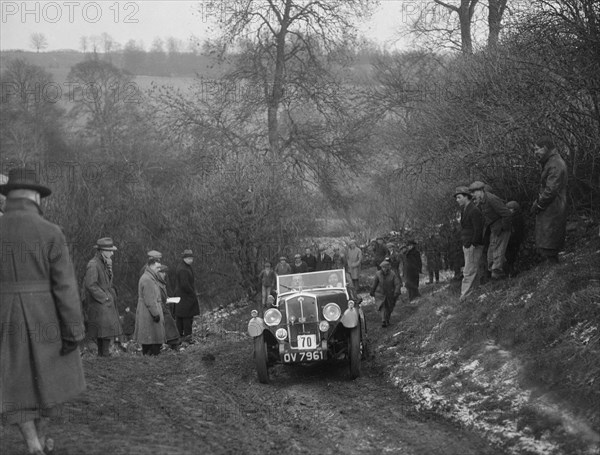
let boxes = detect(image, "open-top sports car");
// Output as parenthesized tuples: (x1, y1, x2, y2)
(247, 269, 367, 383)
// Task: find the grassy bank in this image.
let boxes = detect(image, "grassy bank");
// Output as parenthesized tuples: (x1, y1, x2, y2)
(373, 234, 600, 455)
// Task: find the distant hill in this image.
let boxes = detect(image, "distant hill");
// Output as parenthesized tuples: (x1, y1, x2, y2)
(0, 50, 226, 83)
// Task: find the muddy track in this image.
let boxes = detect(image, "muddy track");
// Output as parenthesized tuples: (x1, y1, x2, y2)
(2, 299, 504, 455)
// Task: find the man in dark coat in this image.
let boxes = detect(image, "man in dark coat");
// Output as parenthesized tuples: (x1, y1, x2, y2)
(531, 137, 568, 263)
(372, 237, 389, 270)
(0, 168, 86, 454)
(301, 247, 317, 272)
(84, 237, 123, 356)
(370, 261, 402, 327)
(315, 246, 333, 271)
(455, 186, 484, 300)
(290, 253, 309, 273)
(469, 181, 512, 279)
(404, 240, 422, 301)
(174, 249, 200, 343)
(424, 235, 443, 284)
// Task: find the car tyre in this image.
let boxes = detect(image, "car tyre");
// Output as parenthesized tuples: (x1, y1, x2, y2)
(349, 326, 361, 379)
(254, 334, 269, 384)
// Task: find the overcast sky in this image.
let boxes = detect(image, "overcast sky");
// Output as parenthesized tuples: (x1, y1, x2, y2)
(1, 1, 412, 52)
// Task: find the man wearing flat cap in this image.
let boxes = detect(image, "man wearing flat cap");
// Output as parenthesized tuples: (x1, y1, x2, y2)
(455, 186, 484, 300)
(84, 237, 123, 356)
(173, 249, 200, 343)
(140, 250, 162, 277)
(0, 168, 86, 454)
(370, 261, 402, 327)
(469, 181, 512, 279)
(274, 256, 292, 275)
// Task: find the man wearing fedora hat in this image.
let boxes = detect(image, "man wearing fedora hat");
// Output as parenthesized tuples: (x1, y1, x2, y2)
(84, 237, 123, 356)
(173, 249, 200, 343)
(0, 168, 86, 454)
(455, 186, 484, 300)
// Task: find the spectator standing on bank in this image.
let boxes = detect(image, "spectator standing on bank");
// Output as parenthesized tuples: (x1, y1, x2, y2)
(425, 234, 442, 284)
(258, 261, 277, 309)
(531, 136, 568, 263)
(315, 246, 333, 271)
(134, 258, 165, 356)
(505, 201, 526, 276)
(455, 186, 484, 300)
(346, 240, 362, 289)
(274, 256, 292, 275)
(370, 261, 402, 327)
(404, 240, 423, 301)
(84, 237, 123, 357)
(173, 249, 200, 343)
(0, 168, 86, 455)
(291, 253, 309, 274)
(469, 181, 512, 279)
(332, 246, 345, 270)
(301, 247, 317, 272)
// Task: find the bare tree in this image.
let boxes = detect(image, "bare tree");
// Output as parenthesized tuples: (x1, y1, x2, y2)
(100, 32, 115, 54)
(30, 33, 48, 53)
(80, 36, 88, 53)
(204, 0, 371, 156)
(407, 0, 482, 53)
(487, 0, 509, 48)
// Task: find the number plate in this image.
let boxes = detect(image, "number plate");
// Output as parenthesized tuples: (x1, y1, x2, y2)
(283, 350, 324, 363)
(296, 334, 317, 350)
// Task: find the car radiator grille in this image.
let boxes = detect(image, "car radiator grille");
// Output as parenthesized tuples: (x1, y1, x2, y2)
(285, 295, 320, 348)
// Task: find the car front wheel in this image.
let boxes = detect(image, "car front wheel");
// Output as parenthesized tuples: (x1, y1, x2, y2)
(349, 326, 361, 379)
(254, 334, 269, 384)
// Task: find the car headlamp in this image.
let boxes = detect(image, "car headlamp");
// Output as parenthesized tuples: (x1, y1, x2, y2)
(264, 308, 282, 326)
(323, 303, 341, 322)
(319, 321, 330, 332)
(275, 328, 288, 340)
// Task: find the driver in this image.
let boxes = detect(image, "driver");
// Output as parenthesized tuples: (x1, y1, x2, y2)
(327, 272, 343, 287)
(291, 275, 304, 290)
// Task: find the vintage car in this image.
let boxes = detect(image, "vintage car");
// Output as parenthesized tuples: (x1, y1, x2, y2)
(247, 269, 367, 383)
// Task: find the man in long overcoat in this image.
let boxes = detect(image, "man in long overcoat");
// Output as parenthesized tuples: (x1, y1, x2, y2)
(84, 237, 122, 356)
(134, 258, 166, 355)
(404, 240, 422, 301)
(531, 137, 568, 263)
(346, 240, 362, 289)
(174, 249, 200, 343)
(0, 168, 86, 454)
(370, 261, 402, 327)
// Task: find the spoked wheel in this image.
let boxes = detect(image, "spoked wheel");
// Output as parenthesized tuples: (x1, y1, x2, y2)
(254, 334, 269, 384)
(348, 326, 361, 379)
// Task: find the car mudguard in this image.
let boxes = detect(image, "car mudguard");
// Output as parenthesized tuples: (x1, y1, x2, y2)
(248, 316, 266, 337)
(341, 307, 359, 328)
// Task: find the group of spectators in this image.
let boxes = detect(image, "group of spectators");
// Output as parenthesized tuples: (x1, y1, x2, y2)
(83, 243, 202, 356)
(455, 136, 567, 300)
(0, 168, 205, 453)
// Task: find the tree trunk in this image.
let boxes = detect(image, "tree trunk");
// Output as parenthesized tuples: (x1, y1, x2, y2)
(488, 0, 508, 49)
